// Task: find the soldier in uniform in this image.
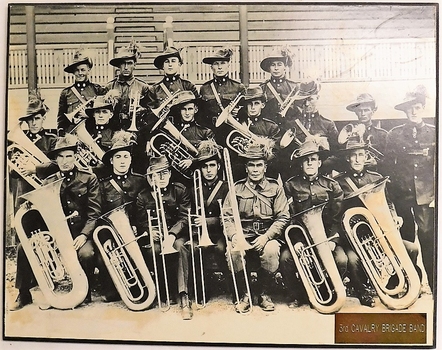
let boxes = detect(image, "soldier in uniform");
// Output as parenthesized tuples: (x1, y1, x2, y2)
(57, 49, 107, 134)
(135, 155, 194, 320)
(10, 134, 101, 311)
(384, 85, 435, 293)
(259, 46, 299, 128)
(280, 137, 345, 308)
(97, 131, 143, 302)
(199, 48, 245, 129)
(106, 40, 151, 131)
(222, 143, 290, 313)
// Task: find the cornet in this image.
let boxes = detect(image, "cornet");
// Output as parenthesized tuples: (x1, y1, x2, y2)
(278, 83, 301, 118)
(127, 90, 141, 132)
(64, 97, 96, 123)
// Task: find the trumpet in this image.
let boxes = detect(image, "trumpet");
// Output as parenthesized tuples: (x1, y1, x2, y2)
(342, 177, 420, 309)
(64, 97, 96, 123)
(69, 119, 105, 169)
(7, 123, 51, 188)
(93, 203, 156, 311)
(188, 169, 215, 308)
(219, 148, 253, 313)
(127, 90, 141, 132)
(278, 83, 301, 118)
(285, 203, 346, 314)
(14, 179, 89, 309)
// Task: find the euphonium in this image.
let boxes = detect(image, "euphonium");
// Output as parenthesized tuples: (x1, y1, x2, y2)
(14, 179, 89, 309)
(69, 119, 105, 168)
(341, 177, 420, 310)
(7, 123, 51, 188)
(218, 148, 253, 313)
(64, 97, 96, 122)
(93, 203, 156, 311)
(285, 202, 346, 314)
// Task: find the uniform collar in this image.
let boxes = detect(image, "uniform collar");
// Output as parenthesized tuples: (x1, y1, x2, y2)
(179, 120, 196, 129)
(302, 174, 319, 182)
(117, 75, 135, 85)
(26, 129, 44, 141)
(113, 172, 129, 180)
(214, 75, 228, 84)
(350, 170, 365, 178)
(164, 74, 179, 82)
(248, 116, 261, 124)
(61, 167, 77, 182)
(75, 80, 90, 89)
(95, 125, 106, 131)
(248, 177, 268, 190)
(203, 176, 219, 188)
(270, 76, 286, 85)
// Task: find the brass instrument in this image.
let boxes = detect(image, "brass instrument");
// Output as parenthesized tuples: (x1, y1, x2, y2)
(188, 169, 215, 308)
(215, 93, 243, 128)
(147, 180, 178, 311)
(338, 123, 384, 162)
(342, 177, 420, 309)
(278, 83, 301, 118)
(127, 90, 141, 132)
(69, 119, 105, 168)
(285, 202, 346, 314)
(64, 97, 96, 123)
(7, 123, 51, 188)
(218, 148, 253, 313)
(280, 119, 312, 149)
(93, 203, 156, 311)
(14, 179, 89, 309)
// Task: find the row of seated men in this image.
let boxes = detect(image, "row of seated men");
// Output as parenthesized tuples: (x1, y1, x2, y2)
(8, 43, 435, 321)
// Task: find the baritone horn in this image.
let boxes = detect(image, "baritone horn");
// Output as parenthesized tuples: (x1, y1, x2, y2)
(14, 179, 89, 309)
(219, 148, 253, 313)
(341, 177, 420, 310)
(285, 202, 346, 314)
(93, 203, 156, 311)
(7, 122, 51, 188)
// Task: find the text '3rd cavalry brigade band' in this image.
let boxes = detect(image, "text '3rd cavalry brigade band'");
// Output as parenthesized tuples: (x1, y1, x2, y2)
(7, 40, 435, 322)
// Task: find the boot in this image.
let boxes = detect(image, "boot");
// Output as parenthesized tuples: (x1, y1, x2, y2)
(9, 289, 32, 311)
(180, 292, 193, 320)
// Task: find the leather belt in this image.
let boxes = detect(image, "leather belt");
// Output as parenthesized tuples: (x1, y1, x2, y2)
(242, 220, 272, 234)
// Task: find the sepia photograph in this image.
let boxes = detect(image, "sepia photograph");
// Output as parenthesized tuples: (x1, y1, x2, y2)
(2, 1, 438, 348)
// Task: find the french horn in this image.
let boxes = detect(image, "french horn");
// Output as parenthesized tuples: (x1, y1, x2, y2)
(285, 202, 346, 314)
(93, 203, 156, 311)
(14, 178, 89, 309)
(341, 177, 420, 309)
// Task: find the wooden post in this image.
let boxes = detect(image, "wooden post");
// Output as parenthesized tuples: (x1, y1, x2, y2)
(163, 16, 174, 49)
(25, 6, 37, 91)
(239, 5, 249, 86)
(107, 17, 115, 80)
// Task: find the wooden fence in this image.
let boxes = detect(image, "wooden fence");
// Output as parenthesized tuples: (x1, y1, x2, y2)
(8, 38, 435, 88)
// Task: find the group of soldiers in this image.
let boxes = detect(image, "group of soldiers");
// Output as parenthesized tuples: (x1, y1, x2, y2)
(8, 41, 435, 320)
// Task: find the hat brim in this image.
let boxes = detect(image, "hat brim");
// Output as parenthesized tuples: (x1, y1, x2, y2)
(346, 101, 376, 112)
(196, 153, 221, 165)
(260, 56, 292, 73)
(146, 163, 170, 175)
(291, 149, 329, 161)
(64, 58, 93, 73)
(109, 54, 137, 68)
(239, 96, 266, 106)
(85, 104, 113, 118)
(154, 52, 182, 70)
(338, 144, 369, 153)
(202, 57, 230, 65)
(394, 98, 422, 111)
(102, 145, 133, 165)
(18, 110, 46, 122)
(47, 145, 78, 159)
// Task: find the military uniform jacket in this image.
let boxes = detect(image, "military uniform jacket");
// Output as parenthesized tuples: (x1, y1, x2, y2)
(296, 111, 339, 150)
(57, 81, 107, 133)
(384, 121, 435, 205)
(284, 174, 343, 238)
(135, 182, 191, 239)
(247, 116, 281, 142)
(260, 77, 299, 123)
(43, 167, 102, 239)
(364, 124, 388, 155)
(200, 76, 245, 126)
(85, 119, 115, 151)
(176, 121, 215, 148)
(223, 177, 290, 240)
(99, 171, 146, 224)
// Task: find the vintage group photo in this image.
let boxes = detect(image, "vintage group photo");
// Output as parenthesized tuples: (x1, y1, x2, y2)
(3, 2, 437, 348)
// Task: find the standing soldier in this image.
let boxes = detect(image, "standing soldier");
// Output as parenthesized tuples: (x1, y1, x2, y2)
(384, 85, 435, 294)
(57, 49, 107, 134)
(199, 48, 245, 129)
(107, 40, 151, 131)
(222, 143, 290, 313)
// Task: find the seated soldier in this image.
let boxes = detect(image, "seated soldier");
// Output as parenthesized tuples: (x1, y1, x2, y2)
(222, 143, 290, 313)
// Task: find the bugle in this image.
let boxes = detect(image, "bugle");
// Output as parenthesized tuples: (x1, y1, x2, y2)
(14, 179, 89, 309)
(342, 177, 420, 309)
(285, 202, 346, 314)
(93, 203, 156, 311)
(7, 123, 51, 188)
(218, 148, 253, 313)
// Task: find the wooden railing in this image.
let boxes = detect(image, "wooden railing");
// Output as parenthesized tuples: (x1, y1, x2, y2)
(9, 38, 435, 88)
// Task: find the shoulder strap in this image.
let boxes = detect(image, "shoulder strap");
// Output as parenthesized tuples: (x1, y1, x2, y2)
(109, 179, 125, 196)
(159, 82, 173, 98)
(70, 86, 88, 104)
(344, 177, 359, 192)
(210, 82, 224, 111)
(244, 181, 272, 208)
(206, 180, 223, 207)
(266, 82, 284, 105)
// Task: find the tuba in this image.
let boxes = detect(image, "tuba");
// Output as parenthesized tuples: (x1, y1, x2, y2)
(285, 202, 346, 314)
(7, 123, 51, 188)
(93, 203, 156, 311)
(69, 119, 105, 169)
(341, 177, 420, 309)
(14, 179, 89, 309)
(218, 148, 253, 313)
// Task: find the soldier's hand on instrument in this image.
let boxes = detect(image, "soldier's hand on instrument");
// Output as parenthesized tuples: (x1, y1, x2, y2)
(393, 216, 404, 229)
(194, 215, 203, 227)
(327, 241, 336, 251)
(73, 234, 87, 251)
(152, 229, 161, 242)
(178, 159, 192, 170)
(231, 234, 238, 249)
(252, 235, 269, 252)
(21, 201, 32, 211)
(231, 106, 241, 117)
(72, 116, 83, 125)
(18, 162, 36, 176)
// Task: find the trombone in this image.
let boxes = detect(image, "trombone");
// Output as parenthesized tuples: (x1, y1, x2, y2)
(187, 169, 215, 308)
(218, 148, 253, 314)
